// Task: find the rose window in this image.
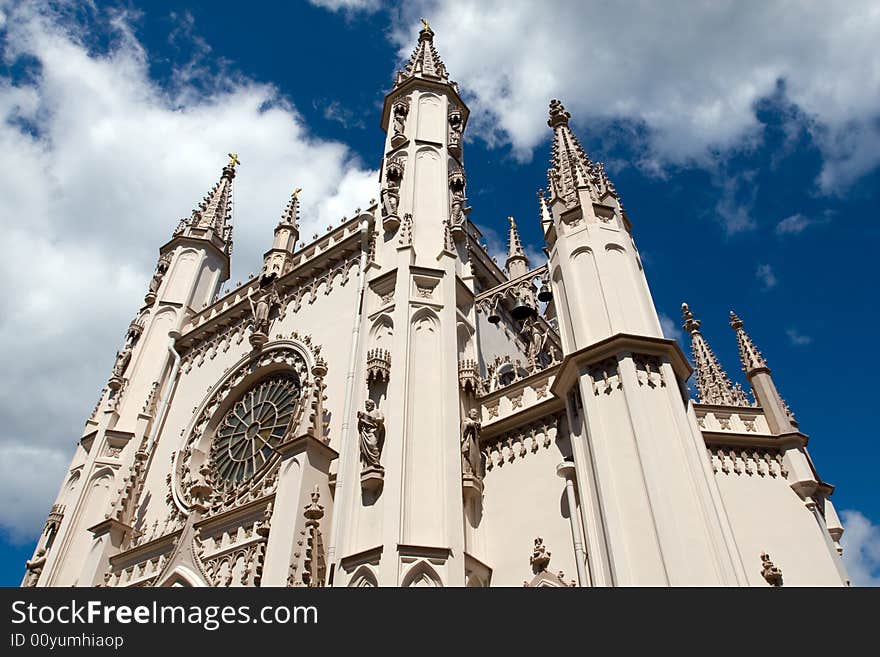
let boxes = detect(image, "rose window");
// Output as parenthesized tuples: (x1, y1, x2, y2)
(211, 373, 301, 485)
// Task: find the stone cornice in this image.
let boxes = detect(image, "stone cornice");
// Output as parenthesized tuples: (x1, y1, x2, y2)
(694, 402, 762, 415)
(340, 545, 383, 570)
(88, 517, 130, 538)
(109, 528, 183, 569)
(551, 333, 692, 397)
(480, 400, 563, 441)
(701, 431, 808, 449)
(396, 544, 452, 560)
(275, 434, 339, 465)
(194, 493, 276, 535)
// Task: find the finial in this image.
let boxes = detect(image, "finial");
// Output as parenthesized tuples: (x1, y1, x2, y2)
(508, 215, 515, 226)
(548, 99, 571, 128)
(682, 302, 701, 334)
(729, 310, 743, 330)
(292, 187, 302, 199)
(421, 17, 430, 30)
(227, 152, 241, 168)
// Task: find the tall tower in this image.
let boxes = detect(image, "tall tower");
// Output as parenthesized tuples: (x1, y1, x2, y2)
(30, 159, 235, 586)
(544, 101, 747, 585)
(330, 20, 475, 587)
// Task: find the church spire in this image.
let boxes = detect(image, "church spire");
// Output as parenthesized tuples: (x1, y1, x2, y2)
(174, 154, 237, 256)
(505, 215, 530, 278)
(728, 311, 767, 374)
(547, 99, 594, 209)
(394, 18, 453, 90)
(682, 303, 749, 406)
(262, 187, 301, 280)
(729, 310, 797, 433)
(546, 100, 621, 212)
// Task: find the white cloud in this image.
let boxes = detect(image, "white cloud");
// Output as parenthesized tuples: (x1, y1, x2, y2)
(384, 1, 880, 191)
(755, 263, 778, 290)
(0, 3, 376, 541)
(786, 328, 812, 346)
(775, 213, 813, 235)
(659, 313, 683, 344)
(307, 0, 382, 14)
(841, 510, 880, 586)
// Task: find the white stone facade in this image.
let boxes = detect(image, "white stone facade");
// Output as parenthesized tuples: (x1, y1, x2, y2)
(22, 26, 848, 588)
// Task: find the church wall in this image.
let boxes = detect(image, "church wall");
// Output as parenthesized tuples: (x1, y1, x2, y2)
(480, 426, 577, 586)
(714, 463, 845, 586)
(133, 271, 361, 538)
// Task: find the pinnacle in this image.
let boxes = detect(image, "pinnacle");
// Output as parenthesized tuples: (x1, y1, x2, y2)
(729, 310, 743, 329)
(396, 19, 452, 88)
(683, 302, 747, 406)
(548, 99, 571, 128)
(280, 187, 301, 227)
(681, 302, 701, 334)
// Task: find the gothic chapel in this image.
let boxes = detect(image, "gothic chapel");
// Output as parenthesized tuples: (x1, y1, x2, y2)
(23, 24, 849, 588)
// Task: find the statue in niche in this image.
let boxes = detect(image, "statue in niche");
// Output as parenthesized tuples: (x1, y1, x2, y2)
(146, 253, 171, 301)
(449, 186, 465, 226)
(381, 186, 399, 220)
(390, 101, 409, 147)
(24, 548, 47, 587)
(460, 408, 482, 477)
(381, 157, 404, 230)
(448, 108, 463, 157)
(520, 316, 548, 372)
(357, 399, 385, 470)
(111, 343, 133, 380)
(248, 282, 281, 337)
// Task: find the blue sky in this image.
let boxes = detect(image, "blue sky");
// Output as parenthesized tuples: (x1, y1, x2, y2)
(0, 0, 878, 586)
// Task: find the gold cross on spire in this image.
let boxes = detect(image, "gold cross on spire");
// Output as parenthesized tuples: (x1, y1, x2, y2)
(227, 152, 241, 168)
(420, 17, 430, 30)
(508, 216, 515, 225)
(293, 187, 302, 199)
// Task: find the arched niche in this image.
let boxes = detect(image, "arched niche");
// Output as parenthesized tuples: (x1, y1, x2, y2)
(401, 560, 442, 588)
(348, 565, 378, 588)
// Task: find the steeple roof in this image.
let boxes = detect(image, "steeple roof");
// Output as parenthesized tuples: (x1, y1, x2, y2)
(394, 18, 454, 90)
(682, 303, 750, 406)
(546, 99, 621, 210)
(173, 154, 236, 256)
(729, 311, 768, 374)
(506, 215, 528, 264)
(280, 187, 301, 228)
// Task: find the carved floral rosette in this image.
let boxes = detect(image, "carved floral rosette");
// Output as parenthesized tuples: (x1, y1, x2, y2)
(171, 341, 317, 515)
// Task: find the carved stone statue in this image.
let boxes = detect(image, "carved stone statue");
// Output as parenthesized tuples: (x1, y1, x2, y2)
(449, 186, 465, 226)
(521, 317, 548, 372)
(760, 552, 783, 587)
(249, 283, 281, 337)
(530, 537, 551, 573)
(448, 109, 463, 157)
(381, 187, 399, 219)
(357, 399, 385, 470)
(24, 548, 47, 587)
(391, 101, 409, 145)
(111, 343, 132, 379)
(146, 253, 171, 300)
(460, 408, 482, 477)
